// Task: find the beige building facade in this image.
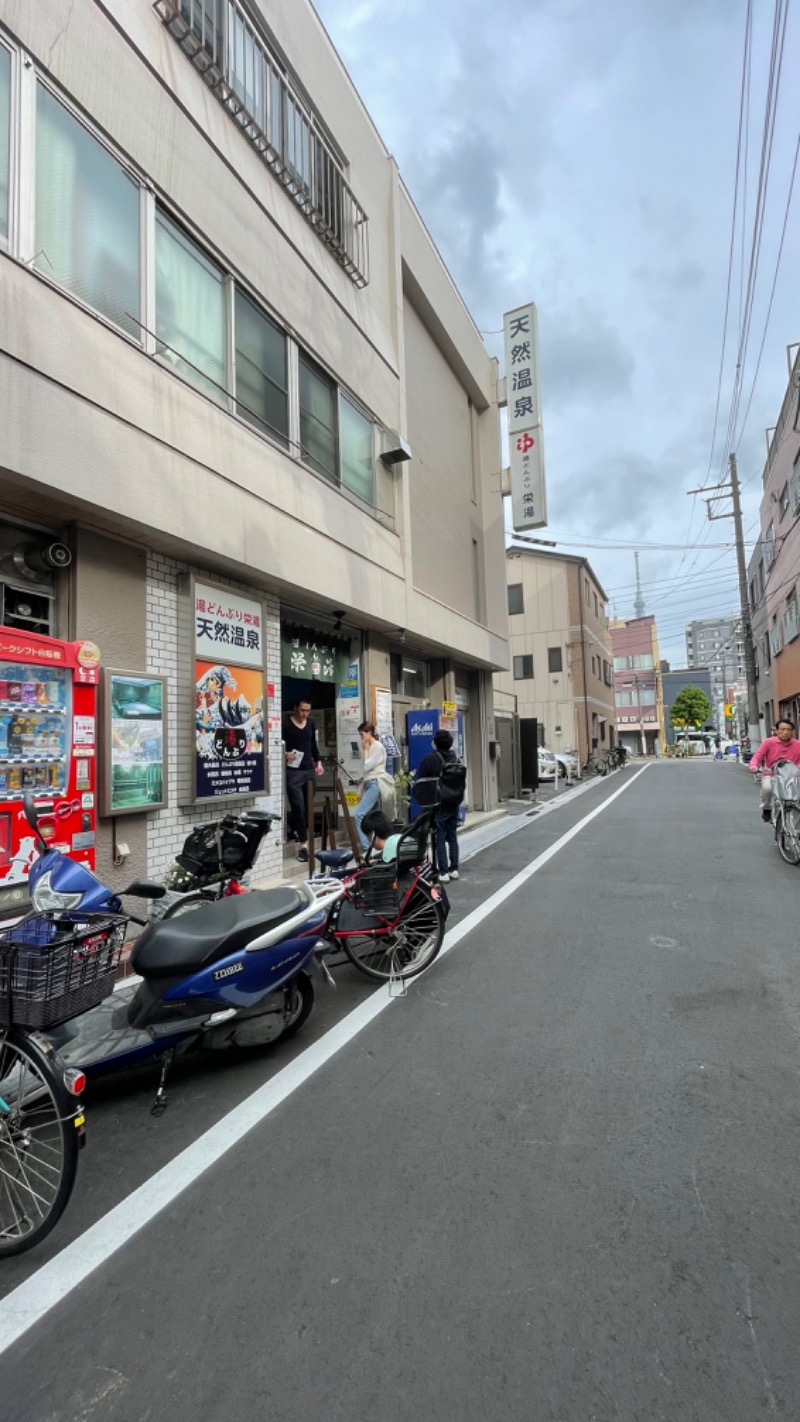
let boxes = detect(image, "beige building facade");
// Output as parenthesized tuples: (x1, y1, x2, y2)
(495, 549, 614, 767)
(0, 0, 508, 895)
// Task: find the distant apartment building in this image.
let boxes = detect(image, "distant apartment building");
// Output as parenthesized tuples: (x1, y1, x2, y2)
(662, 666, 714, 745)
(747, 345, 800, 735)
(494, 548, 614, 767)
(611, 616, 666, 756)
(685, 617, 744, 727)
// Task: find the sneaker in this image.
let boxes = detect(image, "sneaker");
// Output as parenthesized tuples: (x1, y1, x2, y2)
(762, 808, 771, 822)
(297, 847, 309, 862)
(439, 872, 450, 883)
(449, 870, 459, 880)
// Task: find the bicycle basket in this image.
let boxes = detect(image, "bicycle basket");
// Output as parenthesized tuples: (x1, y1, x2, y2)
(0, 912, 127, 1029)
(351, 862, 401, 916)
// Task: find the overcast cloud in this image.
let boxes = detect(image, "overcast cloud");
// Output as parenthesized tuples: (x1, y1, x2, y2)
(314, 0, 800, 664)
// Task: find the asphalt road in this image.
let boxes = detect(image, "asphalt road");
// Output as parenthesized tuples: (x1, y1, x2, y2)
(3, 760, 800, 1421)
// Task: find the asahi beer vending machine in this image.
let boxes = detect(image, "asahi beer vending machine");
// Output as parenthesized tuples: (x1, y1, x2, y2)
(0, 627, 101, 917)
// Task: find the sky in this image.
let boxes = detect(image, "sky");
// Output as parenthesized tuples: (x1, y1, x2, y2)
(313, 0, 799, 667)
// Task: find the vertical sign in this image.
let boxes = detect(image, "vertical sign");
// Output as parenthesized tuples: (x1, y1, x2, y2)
(503, 303, 547, 531)
(193, 581, 266, 800)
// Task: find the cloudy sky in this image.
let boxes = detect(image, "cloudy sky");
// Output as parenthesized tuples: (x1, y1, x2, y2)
(314, 0, 799, 666)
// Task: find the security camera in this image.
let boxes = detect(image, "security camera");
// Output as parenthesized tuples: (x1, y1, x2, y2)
(40, 542, 72, 570)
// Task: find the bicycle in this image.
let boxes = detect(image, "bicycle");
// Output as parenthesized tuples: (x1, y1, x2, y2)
(0, 910, 126, 1256)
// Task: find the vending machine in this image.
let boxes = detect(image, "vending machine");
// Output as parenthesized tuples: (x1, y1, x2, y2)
(0, 627, 101, 917)
(406, 708, 464, 818)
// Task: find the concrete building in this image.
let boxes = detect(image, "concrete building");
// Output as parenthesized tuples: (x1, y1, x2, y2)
(494, 548, 614, 768)
(0, 0, 508, 899)
(747, 346, 800, 735)
(611, 615, 666, 756)
(662, 666, 714, 745)
(685, 617, 744, 729)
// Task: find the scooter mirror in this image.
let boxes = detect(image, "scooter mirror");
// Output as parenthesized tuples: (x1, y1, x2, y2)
(122, 879, 167, 900)
(22, 791, 40, 834)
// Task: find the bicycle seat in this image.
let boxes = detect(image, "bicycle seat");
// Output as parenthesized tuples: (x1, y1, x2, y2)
(315, 848, 354, 870)
(131, 888, 305, 979)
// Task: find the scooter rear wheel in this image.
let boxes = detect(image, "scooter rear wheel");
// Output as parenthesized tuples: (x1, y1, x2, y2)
(0, 1029, 80, 1257)
(280, 973, 315, 1040)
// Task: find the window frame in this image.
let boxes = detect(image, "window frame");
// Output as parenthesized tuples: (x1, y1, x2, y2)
(0, 35, 14, 253)
(508, 583, 524, 616)
(547, 646, 562, 673)
(513, 654, 534, 681)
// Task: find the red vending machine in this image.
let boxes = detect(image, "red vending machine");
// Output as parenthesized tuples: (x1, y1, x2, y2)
(0, 627, 101, 918)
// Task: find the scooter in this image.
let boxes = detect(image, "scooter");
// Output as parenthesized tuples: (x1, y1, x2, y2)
(17, 796, 342, 1096)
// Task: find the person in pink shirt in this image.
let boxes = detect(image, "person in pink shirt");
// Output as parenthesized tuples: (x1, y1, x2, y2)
(750, 718, 800, 820)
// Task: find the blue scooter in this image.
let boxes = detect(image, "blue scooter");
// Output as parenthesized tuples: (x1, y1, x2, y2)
(18, 796, 343, 1102)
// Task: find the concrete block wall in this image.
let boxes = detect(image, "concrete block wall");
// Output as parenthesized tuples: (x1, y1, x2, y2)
(145, 552, 283, 885)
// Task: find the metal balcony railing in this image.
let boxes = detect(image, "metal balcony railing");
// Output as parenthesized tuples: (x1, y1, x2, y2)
(153, 0, 370, 287)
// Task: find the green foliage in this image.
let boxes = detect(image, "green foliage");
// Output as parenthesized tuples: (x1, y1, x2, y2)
(670, 685, 712, 730)
(393, 769, 415, 810)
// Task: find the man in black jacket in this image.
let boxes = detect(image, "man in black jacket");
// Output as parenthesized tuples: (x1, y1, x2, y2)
(417, 729, 465, 882)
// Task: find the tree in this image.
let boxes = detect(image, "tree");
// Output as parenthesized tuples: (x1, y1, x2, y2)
(670, 685, 712, 730)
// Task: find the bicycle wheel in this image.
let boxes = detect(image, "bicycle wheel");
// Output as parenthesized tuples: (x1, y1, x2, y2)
(0, 1029, 80, 1258)
(596, 758, 607, 776)
(338, 889, 445, 982)
(778, 806, 800, 865)
(163, 891, 218, 918)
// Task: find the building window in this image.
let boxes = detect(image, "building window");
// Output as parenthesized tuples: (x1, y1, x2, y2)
(391, 654, 428, 700)
(155, 210, 226, 401)
(548, 646, 562, 673)
(299, 354, 338, 483)
(603, 660, 612, 685)
(780, 483, 790, 517)
(508, 583, 524, 616)
(234, 287, 288, 445)
(0, 43, 10, 243)
(513, 655, 533, 680)
(616, 690, 634, 707)
(156, 0, 369, 287)
(613, 654, 653, 671)
(339, 394, 374, 503)
(593, 592, 598, 616)
(35, 84, 141, 339)
(640, 687, 656, 706)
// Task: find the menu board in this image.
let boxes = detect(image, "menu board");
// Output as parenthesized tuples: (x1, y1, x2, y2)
(0, 661, 69, 799)
(102, 671, 167, 815)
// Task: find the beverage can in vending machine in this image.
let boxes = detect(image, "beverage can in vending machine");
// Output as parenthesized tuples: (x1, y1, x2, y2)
(21, 766, 35, 789)
(0, 681, 8, 700)
(21, 683, 38, 707)
(8, 682, 22, 702)
(34, 765, 48, 787)
(36, 683, 50, 705)
(47, 681, 62, 705)
(7, 767, 22, 791)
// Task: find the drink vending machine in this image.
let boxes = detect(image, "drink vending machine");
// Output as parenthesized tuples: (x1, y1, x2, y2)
(0, 626, 101, 917)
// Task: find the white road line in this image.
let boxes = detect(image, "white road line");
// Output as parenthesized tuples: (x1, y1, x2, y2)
(0, 763, 648, 1356)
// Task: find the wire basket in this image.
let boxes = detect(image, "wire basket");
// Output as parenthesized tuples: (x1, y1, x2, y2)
(351, 863, 400, 917)
(0, 912, 127, 1029)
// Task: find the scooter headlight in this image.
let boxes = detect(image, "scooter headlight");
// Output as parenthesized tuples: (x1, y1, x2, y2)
(32, 870, 83, 913)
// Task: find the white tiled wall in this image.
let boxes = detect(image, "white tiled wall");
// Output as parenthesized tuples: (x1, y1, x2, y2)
(145, 552, 283, 885)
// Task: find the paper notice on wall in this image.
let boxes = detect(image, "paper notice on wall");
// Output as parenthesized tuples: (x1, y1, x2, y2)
(337, 662, 363, 782)
(73, 716, 95, 746)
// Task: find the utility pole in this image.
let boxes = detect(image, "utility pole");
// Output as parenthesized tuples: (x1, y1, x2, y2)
(686, 457, 761, 745)
(729, 453, 761, 745)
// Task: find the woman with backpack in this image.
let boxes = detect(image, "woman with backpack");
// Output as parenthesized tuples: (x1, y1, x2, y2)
(416, 729, 467, 882)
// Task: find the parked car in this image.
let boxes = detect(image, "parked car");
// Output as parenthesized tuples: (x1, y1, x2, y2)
(537, 748, 558, 781)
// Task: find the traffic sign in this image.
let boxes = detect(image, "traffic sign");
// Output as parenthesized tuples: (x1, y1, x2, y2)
(724, 703, 736, 717)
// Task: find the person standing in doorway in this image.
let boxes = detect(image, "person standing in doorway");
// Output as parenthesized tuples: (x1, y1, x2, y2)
(417, 729, 466, 883)
(353, 721, 387, 854)
(283, 699, 324, 862)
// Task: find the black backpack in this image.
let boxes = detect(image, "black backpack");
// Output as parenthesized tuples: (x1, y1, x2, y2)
(437, 752, 467, 809)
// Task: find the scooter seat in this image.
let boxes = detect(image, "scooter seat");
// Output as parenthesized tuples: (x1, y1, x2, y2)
(315, 848, 354, 870)
(131, 888, 306, 979)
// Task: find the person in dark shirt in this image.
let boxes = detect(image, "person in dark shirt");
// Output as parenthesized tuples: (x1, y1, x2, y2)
(283, 699, 323, 862)
(417, 729, 464, 883)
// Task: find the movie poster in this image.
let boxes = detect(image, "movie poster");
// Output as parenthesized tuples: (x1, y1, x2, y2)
(194, 659, 265, 799)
